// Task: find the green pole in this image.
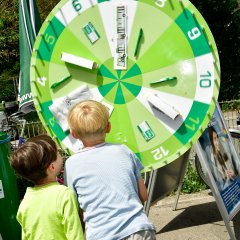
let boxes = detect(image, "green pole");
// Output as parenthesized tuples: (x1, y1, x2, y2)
(0, 132, 21, 240)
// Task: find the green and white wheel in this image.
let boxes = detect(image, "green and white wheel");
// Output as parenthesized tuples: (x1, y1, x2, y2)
(31, 0, 220, 172)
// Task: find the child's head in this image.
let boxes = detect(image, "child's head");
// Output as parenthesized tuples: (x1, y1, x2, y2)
(209, 127, 220, 151)
(67, 100, 110, 143)
(10, 134, 60, 184)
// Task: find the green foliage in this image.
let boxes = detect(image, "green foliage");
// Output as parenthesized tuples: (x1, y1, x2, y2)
(220, 100, 240, 111)
(36, 0, 60, 22)
(0, 78, 18, 102)
(0, 0, 60, 78)
(182, 162, 208, 193)
(191, 0, 240, 101)
(1, 0, 240, 100)
(0, 0, 19, 76)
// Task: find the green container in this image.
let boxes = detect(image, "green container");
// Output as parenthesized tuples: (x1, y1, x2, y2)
(0, 132, 21, 240)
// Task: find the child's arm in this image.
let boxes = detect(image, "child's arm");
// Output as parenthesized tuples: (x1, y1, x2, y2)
(137, 176, 148, 203)
(60, 188, 84, 240)
(16, 212, 27, 240)
(121, 145, 149, 203)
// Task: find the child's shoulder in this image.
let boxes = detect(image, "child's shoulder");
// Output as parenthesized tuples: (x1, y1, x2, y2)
(68, 143, 129, 153)
(51, 184, 75, 198)
(101, 143, 130, 152)
(48, 183, 73, 193)
(65, 143, 132, 162)
(106, 142, 127, 148)
(113, 143, 131, 152)
(103, 143, 135, 157)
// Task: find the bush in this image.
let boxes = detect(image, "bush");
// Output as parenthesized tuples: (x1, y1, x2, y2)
(181, 162, 208, 193)
(220, 100, 240, 111)
(0, 78, 17, 102)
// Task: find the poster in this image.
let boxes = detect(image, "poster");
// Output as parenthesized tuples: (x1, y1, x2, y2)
(198, 105, 240, 214)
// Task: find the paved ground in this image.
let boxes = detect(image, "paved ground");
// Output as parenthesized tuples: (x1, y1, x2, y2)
(148, 190, 240, 240)
(1, 189, 240, 240)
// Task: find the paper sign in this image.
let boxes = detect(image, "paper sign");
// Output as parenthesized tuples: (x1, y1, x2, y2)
(0, 180, 5, 199)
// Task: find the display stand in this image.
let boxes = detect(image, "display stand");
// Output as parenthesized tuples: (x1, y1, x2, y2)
(144, 150, 190, 215)
(193, 104, 240, 240)
(195, 141, 237, 240)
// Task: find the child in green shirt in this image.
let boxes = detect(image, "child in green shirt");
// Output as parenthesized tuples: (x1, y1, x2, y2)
(10, 134, 84, 240)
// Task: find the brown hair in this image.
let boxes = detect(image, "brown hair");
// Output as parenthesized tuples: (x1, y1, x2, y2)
(9, 134, 58, 184)
(67, 100, 109, 141)
(208, 127, 228, 166)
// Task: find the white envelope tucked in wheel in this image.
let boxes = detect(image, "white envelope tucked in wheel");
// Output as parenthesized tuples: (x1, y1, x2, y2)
(147, 94, 180, 120)
(49, 84, 94, 132)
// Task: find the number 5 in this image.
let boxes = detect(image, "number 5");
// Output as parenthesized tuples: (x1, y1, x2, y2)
(44, 33, 55, 45)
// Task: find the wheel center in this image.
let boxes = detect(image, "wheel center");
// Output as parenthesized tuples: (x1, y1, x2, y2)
(97, 58, 142, 104)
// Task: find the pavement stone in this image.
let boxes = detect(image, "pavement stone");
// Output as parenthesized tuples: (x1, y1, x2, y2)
(148, 190, 240, 240)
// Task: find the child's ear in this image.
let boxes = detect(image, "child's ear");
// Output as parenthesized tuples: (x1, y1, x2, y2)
(70, 129, 78, 139)
(106, 122, 111, 133)
(47, 163, 55, 172)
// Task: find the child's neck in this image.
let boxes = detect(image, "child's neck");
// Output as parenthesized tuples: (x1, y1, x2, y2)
(83, 139, 105, 148)
(35, 175, 56, 187)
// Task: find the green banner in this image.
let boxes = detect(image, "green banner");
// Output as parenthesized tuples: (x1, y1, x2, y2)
(19, 0, 41, 113)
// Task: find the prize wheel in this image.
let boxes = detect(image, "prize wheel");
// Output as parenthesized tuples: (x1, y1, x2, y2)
(31, 0, 220, 172)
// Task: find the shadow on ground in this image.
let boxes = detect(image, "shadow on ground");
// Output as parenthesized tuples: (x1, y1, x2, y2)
(157, 201, 240, 239)
(157, 202, 222, 233)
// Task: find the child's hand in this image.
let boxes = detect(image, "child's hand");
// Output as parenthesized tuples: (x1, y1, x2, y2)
(225, 170, 235, 180)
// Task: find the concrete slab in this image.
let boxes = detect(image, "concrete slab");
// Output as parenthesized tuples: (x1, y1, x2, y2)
(148, 190, 240, 240)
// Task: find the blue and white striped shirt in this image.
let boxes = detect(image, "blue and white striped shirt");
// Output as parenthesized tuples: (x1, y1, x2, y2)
(65, 143, 155, 240)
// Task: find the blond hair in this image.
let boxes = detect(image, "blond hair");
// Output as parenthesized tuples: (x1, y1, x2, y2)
(67, 100, 109, 141)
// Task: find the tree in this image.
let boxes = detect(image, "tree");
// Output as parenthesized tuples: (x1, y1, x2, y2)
(192, 0, 240, 101)
(0, 0, 59, 77)
(0, 77, 18, 102)
(36, 0, 60, 21)
(0, 0, 239, 100)
(0, 0, 19, 76)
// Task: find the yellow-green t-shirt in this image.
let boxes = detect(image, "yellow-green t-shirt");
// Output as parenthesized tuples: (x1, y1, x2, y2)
(17, 182, 84, 240)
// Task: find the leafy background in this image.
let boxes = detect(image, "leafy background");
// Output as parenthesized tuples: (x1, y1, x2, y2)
(0, 0, 240, 101)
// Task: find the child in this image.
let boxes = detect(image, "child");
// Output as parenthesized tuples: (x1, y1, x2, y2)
(65, 100, 156, 240)
(10, 134, 84, 240)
